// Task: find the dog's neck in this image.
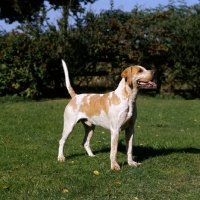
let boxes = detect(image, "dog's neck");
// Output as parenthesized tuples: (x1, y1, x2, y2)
(115, 78, 138, 103)
(130, 86, 138, 102)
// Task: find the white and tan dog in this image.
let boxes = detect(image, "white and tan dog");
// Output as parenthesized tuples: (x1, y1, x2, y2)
(58, 60, 156, 170)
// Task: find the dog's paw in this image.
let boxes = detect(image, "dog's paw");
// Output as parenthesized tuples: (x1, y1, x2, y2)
(128, 160, 139, 167)
(111, 163, 121, 170)
(58, 156, 66, 162)
(89, 153, 95, 157)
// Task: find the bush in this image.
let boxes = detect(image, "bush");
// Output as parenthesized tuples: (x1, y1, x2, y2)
(0, 31, 61, 97)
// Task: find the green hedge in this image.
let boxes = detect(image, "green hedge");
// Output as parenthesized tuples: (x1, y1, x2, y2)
(0, 31, 62, 97)
(1, 3, 200, 97)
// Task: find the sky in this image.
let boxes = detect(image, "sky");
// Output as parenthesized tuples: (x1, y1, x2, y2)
(0, 0, 199, 32)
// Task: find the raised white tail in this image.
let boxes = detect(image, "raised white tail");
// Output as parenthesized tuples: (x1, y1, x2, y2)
(61, 60, 76, 98)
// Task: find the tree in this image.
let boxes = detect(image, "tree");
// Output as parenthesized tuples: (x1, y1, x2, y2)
(165, 3, 200, 95)
(0, 0, 45, 24)
(0, 0, 96, 24)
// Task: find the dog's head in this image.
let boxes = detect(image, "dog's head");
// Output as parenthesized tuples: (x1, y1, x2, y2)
(121, 66, 156, 88)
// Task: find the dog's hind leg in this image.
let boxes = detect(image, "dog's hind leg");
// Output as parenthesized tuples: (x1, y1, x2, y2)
(58, 119, 75, 162)
(81, 120, 95, 157)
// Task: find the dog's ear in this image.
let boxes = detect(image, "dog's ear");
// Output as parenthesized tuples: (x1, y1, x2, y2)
(121, 67, 132, 86)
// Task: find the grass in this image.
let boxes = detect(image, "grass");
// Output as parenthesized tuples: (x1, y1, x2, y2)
(0, 95, 200, 199)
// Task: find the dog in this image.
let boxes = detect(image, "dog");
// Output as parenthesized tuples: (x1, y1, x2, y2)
(58, 60, 156, 170)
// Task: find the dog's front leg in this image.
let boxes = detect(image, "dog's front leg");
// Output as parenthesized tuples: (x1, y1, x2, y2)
(125, 127, 138, 167)
(110, 129, 120, 170)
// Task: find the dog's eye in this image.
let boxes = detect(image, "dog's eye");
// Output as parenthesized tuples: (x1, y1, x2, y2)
(138, 69, 143, 73)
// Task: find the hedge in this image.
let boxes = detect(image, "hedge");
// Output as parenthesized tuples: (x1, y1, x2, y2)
(0, 3, 200, 97)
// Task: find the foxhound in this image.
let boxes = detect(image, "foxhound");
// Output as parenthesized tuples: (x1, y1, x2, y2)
(58, 60, 156, 170)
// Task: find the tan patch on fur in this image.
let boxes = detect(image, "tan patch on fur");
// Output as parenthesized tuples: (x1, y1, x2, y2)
(68, 85, 76, 98)
(110, 92, 121, 105)
(121, 66, 140, 86)
(80, 93, 121, 118)
(121, 87, 129, 99)
(81, 94, 90, 105)
(68, 97, 78, 111)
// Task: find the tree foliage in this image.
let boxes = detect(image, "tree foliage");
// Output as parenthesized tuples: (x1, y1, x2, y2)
(0, 31, 54, 97)
(0, 0, 96, 24)
(0, 1, 200, 97)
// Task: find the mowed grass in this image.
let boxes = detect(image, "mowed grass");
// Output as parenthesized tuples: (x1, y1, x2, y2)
(0, 95, 200, 199)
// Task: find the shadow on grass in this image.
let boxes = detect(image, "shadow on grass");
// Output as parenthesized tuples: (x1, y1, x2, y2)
(65, 140, 200, 167)
(117, 140, 200, 162)
(133, 146, 200, 162)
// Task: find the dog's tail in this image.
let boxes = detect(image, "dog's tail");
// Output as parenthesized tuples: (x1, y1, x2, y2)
(61, 60, 76, 98)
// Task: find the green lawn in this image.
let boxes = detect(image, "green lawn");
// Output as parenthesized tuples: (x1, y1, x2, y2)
(0, 95, 200, 199)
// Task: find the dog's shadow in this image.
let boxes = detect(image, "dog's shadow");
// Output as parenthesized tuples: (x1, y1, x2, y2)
(66, 140, 200, 165)
(94, 140, 200, 163)
(132, 145, 200, 162)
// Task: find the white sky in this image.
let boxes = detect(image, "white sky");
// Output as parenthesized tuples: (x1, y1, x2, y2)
(0, 0, 199, 31)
